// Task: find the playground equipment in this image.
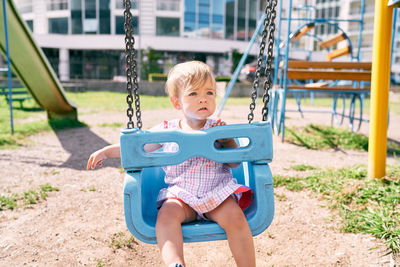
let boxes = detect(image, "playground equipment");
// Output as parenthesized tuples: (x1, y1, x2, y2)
(121, 0, 276, 243)
(0, 0, 76, 120)
(368, 0, 399, 178)
(1, 0, 14, 133)
(271, 0, 370, 140)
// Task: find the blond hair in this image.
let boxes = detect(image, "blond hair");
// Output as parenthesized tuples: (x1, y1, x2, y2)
(165, 61, 216, 97)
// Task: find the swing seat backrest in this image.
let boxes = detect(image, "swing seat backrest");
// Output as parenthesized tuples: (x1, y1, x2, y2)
(121, 122, 275, 244)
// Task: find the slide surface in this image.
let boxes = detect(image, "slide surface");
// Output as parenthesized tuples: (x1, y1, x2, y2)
(0, 0, 77, 118)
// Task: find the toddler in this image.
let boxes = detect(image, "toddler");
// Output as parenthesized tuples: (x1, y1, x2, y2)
(87, 61, 255, 267)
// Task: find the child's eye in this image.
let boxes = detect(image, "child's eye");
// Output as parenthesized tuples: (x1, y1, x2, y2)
(188, 92, 197, 96)
(207, 91, 214, 95)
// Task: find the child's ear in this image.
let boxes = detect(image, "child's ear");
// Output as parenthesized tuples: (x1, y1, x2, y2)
(170, 96, 181, 110)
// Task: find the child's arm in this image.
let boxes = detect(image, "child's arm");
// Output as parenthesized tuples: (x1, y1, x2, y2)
(87, 143, 162, 170)
(87, 143, 121, 170)
(211, 120, 240, 168)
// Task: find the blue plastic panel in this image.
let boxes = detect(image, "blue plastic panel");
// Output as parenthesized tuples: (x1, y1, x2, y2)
(123, 162, 274, 244)
(120, 122, 273, 171)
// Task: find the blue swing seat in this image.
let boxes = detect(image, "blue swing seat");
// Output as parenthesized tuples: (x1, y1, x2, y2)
(120, 122, 275, 244)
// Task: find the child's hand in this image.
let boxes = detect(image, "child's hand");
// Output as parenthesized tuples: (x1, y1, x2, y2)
(211, 119, 237, 148)
(87, 149, 107, 170)
(211, 119, 226, 128)
(86, 144, 121, 170)
(211, 119, 230, 143)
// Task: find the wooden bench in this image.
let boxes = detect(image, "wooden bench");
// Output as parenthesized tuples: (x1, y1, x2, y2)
(280, 60, 372, 92)
(272, 60, 372, 139)
(0, 87, 32, 108)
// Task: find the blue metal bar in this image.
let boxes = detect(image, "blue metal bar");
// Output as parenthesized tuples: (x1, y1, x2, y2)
(216, 12, 267, 117)
(2, 0, 14, 134)
(279, 0, 294, 141)
(390, 8, 398, 83)
(273, 0, 283, 86)
(355, 0, 366, 61)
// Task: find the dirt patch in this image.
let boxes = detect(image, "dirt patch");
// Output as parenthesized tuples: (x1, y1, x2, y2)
(0, 103, 398, 266)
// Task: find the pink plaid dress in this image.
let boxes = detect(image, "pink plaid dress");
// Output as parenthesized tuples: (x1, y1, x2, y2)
(153, 119, 252, 218)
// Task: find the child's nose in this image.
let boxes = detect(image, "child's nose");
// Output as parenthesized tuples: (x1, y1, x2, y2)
(199, 94, 207, 102)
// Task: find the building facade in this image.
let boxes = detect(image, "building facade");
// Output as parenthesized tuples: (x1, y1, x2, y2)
(14, 0, 265, 80)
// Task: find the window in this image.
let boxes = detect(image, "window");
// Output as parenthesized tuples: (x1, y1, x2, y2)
(237, 0, 246, 40)
(99, 0, 110, 34)
(84, 0, 97, 34)
(198, 0, 210, 37)
(156, 17, 180, 36)
(48, 18, 68, 34)
(69, 50, 121, 79)
(85, 0, 96, 19)
(42, 48, 60, 76)
(184, 0, 196, 35)
(47, 0, 68, 11)
(71, 0, 82, 33)
(25, 20, 33, 32)
(225, 0, 234, 40)
(211, 0, 224, 39)
(328, 7, 333, 17)
(115, 16, 139, 35)
(320, 24, 325, 35)
(157, 0, 180, 11)
(248, 0, 257, 41)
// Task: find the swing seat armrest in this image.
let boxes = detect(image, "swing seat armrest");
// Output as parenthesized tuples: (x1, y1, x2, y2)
(120, 122, 273, 171)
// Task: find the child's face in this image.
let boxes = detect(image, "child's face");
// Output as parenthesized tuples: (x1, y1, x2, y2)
(171, 77, 216, 121)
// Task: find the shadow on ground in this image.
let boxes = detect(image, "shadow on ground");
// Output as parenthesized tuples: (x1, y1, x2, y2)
(42, 124, 120, 170)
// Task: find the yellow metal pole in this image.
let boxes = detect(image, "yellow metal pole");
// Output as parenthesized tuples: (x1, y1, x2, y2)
(368, 1, 394, 178)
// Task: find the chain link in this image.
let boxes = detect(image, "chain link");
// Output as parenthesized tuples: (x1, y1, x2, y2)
(124, 0, 142, 129)
(261, 0, 277, 121)
(248, 0, 277, 123)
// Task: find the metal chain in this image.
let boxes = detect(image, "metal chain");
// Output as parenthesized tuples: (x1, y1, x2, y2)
(248, 0, 277, 123)
(261, 0, 277, 121)
(123, 0, 142, 129)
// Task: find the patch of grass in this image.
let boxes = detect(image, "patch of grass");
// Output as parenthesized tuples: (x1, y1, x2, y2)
(66, 92, 174, 111)
(0, 194, 17, 210)
(109, 232, 137, 252)
(0, 183, 59, 210)
(274, 165, 400, 255)
(273, 174, 305, 191)
(290, 164, 316, 171)
(286, 124, 369, 150)
(95, 258, 105, 267)
(66, 91, 252, 112)
(97, 122, 124, 128)
(88, 186, 96, 192)
(0, 117, 86, 149)
(286, 124, 400, 156)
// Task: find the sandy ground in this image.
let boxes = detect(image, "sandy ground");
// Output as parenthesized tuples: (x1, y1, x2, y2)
(0, 96, 399, 267)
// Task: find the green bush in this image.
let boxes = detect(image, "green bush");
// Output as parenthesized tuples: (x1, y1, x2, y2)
(215, 76, 231, 82)
(148, 73, 167, 82)
(215, 76, 239, 83)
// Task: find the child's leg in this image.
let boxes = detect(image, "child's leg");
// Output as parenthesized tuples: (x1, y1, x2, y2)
(156, 199, 196, 267)
(206, 197, 256, 267)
